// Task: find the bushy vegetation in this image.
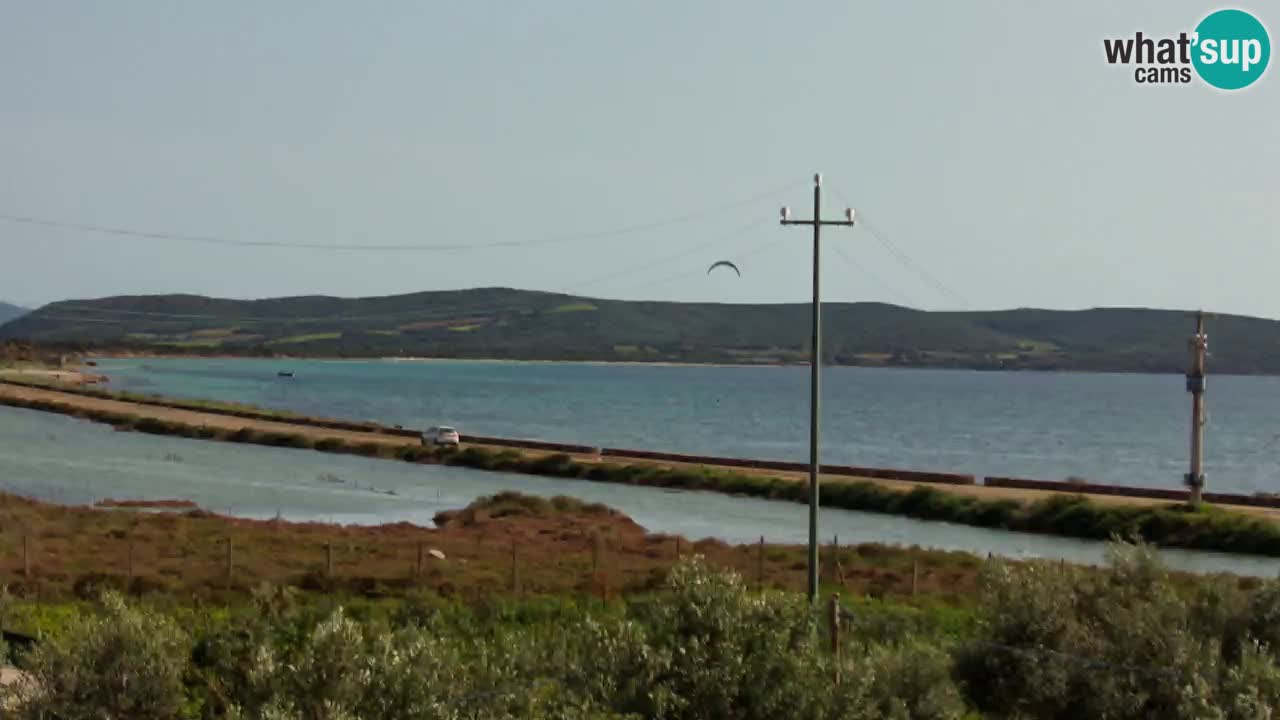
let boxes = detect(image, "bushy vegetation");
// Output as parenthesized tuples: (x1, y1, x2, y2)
(954, 543, 1280, 719)
(433, 491, 613, 527)
(8, 545, 1280, 718)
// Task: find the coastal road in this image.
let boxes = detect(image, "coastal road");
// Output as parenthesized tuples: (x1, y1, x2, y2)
(3, 377, 1279, 520)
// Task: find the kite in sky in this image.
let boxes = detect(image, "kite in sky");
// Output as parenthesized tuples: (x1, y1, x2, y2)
(706, 260, 741, 277)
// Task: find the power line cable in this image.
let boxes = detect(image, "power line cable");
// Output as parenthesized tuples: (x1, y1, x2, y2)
(562, 218, 766, 293)
(0, 180, 803, 253)
(828, 185, 970, 308)
(19, 221, 780, 323)
(829, 243, 918, 309)
(857, 214, 971, 308)
(27, 221, 771, 325)
(610, 231, 789, 294)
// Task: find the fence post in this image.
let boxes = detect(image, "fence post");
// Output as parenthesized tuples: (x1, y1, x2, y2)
(325, 542, 333, 577)
(675, 536, 681, 560)
(225, 537, 234, 590)
(757, 535, 765, 590)
(828, 593, 841, 685)
(911, 557, 919, 597)
(510, 540, 520, 595)
(128, 539, 135, 582)
(592, 535, 603, 601)
(832, 534, 840, 583)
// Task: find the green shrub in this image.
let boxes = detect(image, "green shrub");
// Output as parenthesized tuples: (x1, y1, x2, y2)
(313, 437, 345, 453)
(255, 432, 314, 449)
(10, 592, 189, 720)
(528, 453, 580, 477)
(955, 542, 1280, 719)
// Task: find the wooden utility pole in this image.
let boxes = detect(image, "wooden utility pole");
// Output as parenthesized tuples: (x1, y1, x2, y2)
(1185, 311, 1209, 505)
(781, 174, 856, 604)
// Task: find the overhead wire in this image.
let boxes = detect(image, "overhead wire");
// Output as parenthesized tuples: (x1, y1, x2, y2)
(829, 185, 971, 309)
(829, 243, 918, 309)
(609, 228, 789, 294)
(0, 179, 804, 253)
(5, 180, 916, 325)
(24, 214, 777, 325)
(562, 218, 766, 294)
(857, 214, 971, 308)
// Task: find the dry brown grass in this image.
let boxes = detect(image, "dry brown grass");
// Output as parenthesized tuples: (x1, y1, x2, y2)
(0, 491, 986, 605)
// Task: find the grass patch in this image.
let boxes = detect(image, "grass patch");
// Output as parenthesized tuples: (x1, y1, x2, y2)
(189, 327, 239, 339)
(267, 332, 342, 345)
(164, 339, 224, 348)
(551, 302, 598, 313)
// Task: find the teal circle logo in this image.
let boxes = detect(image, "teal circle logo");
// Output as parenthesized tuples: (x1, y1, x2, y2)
(1192, 9, 1271, 90)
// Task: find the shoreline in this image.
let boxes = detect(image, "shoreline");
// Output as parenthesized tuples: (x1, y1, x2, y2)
(79, 351, 1249, 377)
(6, 370, 1274, 511)
(95, 352, 790, 370)
(87, 353, 1256, 379)
(0, 367, 109, 385)
(4, 379, 1280, 558)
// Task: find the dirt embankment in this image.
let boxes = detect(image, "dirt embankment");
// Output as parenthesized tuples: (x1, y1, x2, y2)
(1, 368, 108, 385)
(3, 379, 1280, 522)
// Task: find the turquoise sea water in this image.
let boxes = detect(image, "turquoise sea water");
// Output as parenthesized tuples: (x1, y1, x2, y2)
(2, 404, 1278, 576)
(97, 358, 1280, 494)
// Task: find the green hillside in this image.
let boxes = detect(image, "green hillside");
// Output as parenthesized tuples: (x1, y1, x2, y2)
(0, 288, 1267, 373)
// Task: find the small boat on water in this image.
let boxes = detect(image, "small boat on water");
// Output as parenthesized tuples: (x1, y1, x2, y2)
(277, 371, 294, 378)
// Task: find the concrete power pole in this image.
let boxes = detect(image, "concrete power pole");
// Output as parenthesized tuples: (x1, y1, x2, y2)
(780, 174, 856, 604)
(1185, 311, 1208, 505)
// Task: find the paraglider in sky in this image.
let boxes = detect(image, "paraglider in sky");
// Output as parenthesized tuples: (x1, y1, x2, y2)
(706, 260, 741, 277)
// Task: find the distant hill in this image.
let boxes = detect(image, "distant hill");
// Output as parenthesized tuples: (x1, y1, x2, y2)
(0, 287, 1268, 374)
(0, 301, 27, 326)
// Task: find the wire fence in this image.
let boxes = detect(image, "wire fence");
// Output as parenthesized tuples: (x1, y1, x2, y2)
(0, 523, 945, 603)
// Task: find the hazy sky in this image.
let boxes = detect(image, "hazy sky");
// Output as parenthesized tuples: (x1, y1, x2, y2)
(1, 1, 1276, 315)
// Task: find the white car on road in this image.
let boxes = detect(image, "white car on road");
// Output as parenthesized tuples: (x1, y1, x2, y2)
(422, 426, 460, 447)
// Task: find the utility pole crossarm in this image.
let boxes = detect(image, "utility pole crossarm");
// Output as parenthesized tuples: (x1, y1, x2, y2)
(781, 219, 856, 227)
(779, 173, 857, 605)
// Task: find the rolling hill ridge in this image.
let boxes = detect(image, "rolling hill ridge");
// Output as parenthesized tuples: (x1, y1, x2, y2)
(0, 301, 27, 326)
(1, 288, 1272, 374)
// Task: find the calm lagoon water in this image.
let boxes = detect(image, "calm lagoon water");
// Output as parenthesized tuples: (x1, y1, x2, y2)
(2, 403, 1278, 577)
(97, 357, 1280, 494)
